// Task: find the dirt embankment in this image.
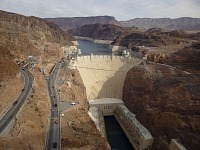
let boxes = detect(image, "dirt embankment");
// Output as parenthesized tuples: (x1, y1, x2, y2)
(57, 64, 110, 149)
(0, 74, 23, 115)
(123, 64, 200, 150)
(58, 68, 88, 109)
(0, 69, 49, 150)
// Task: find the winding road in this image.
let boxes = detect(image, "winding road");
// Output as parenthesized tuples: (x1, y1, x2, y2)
(0, 67, 34, 134)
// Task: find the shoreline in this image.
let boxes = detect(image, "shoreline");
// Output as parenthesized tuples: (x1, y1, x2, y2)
(75, 36, 128, 52)
(74, 36, 113, 45)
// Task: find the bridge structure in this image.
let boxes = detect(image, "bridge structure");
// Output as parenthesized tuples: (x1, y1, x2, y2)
(73, 54, 153, 150)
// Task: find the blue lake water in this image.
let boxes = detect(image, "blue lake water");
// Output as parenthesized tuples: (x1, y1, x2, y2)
(77, 39, 112, 55)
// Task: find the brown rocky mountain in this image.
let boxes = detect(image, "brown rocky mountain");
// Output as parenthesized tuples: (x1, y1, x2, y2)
(123, 63, 200, 150)
(46, 16, 119, 30)
(120, 17, 200, 31)
(68, 23, 128, 40)
(147, 42, 200, 74)
(0, 10, 74, 79)
(112, 30, 189, 48)
(46, 16, 200, 32)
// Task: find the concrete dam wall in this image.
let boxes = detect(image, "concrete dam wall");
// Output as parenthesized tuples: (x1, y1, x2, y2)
(75, 55, 142, 100)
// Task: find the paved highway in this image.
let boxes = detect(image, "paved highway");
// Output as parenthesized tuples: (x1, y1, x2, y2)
(46, 63, 61, 150)
(0, 67, 33, 134)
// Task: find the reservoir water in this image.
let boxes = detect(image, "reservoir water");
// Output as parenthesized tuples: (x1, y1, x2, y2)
(77, 39, 112, 55)
(104, 116, 133, 150)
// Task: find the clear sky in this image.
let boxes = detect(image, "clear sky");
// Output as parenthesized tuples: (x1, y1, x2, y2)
(0, 0, 200, 20)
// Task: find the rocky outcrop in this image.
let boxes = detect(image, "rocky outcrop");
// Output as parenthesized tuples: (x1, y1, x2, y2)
(120, 17, 200, 31)
(58, 68, 88, 110)
(46, 16, 119, 30)
(0, 46, 18, 79)
(68, 23, 127, 41)
(147, 42, 200, 74)
(0, 10, 75, 79)
(122, 64, 200, 150)
(112, 31, 188, 48)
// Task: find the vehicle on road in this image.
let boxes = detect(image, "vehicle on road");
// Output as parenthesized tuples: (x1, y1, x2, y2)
(54, 119, 58, 124)
(21, 89, 25, 92)
(53, 142, 57, 148)
(51, 108, 54, 111)
(70, 102, 76, 105)
(13, 101, 18, 105)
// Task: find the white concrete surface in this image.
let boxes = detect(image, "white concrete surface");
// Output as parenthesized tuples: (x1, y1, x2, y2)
(90, 98, 124, 105)
(75, 55, 142, 100)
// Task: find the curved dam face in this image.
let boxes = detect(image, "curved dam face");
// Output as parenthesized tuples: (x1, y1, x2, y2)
(75, 55, 142, 100)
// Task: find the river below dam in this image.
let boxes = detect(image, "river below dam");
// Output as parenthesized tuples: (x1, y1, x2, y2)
(77, 39, 112, 55)
(104, 116, 133, 150)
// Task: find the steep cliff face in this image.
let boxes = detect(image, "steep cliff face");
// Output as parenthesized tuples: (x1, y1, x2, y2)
(46, 16, 119, 30)
(147, 42, 200, 74)
(0, 46, 18, 79)
(68, 23, 127, 40)
(120, 17, 200, 31)
(0, 10, 74, 79)
(123, 64, 200, 150)
(112, 30, 188, 48)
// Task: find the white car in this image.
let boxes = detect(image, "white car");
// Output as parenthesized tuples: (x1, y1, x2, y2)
(70, 102, 76, 105)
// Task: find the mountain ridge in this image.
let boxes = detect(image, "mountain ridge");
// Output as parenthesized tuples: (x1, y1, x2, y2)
(119, 17, 200, 31)
(46, 16, 200, 31)
(46, 16, 119, 30)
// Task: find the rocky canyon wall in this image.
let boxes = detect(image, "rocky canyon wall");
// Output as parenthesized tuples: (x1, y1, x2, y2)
(0, 10, 74, 80)
(122, 63, 200, 150)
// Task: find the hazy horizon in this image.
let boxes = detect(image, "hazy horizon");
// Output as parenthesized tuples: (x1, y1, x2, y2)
(0, 0, 200, 21)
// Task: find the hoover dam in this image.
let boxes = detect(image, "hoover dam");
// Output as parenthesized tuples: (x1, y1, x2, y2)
(74, 54, 143, 100)
(72, 53, 155, 150)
